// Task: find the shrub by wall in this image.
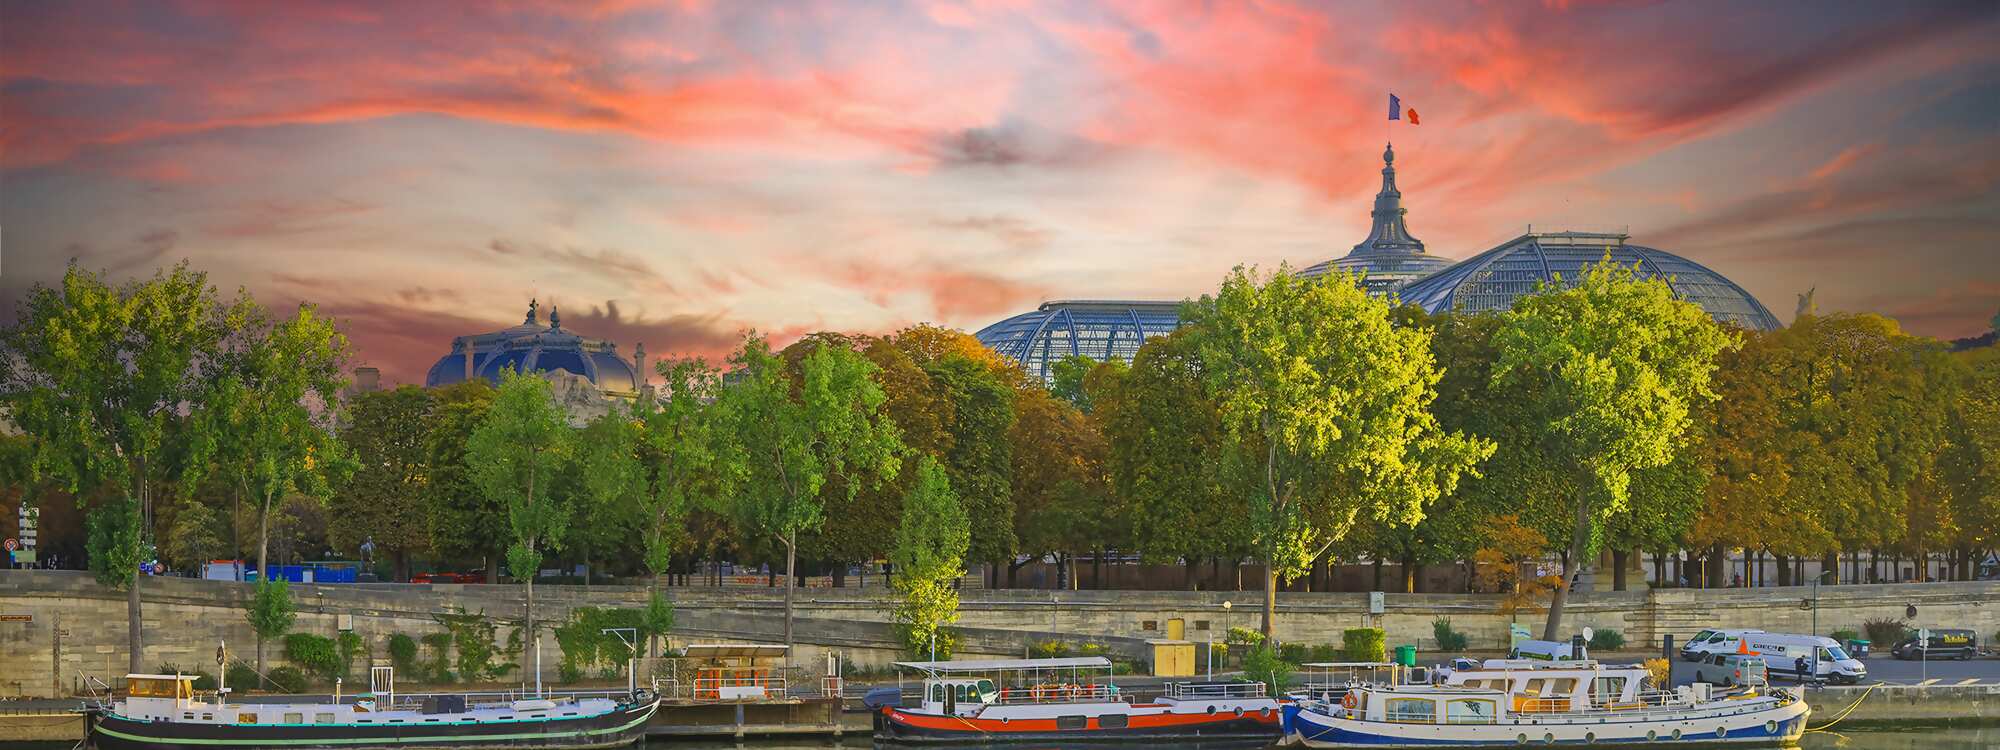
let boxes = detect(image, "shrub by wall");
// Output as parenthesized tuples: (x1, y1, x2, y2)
(1342, 628, 1386, 662)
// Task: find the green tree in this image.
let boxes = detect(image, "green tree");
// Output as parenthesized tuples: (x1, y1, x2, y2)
(330, 386, 436, 581)
(631, 357, 723, 653)
(161, 500, 231, 572)
(245, 579, 296, 680)
(716, 333, 902, 651)
(892, 456, 970, 657)
(467, 369, 574, 694)
(1010, 386, 1111, 589)
(424, 381, 502, 579)
(1049, 354, 1099, 412)
(1092, 333, 1246, 588)
(198, 300, 352, 585)
(1183, 265, 1490, 638)
(0, 261, 227, 671)
(1489, 259, 1735, 639)
(923, 355, 1018, 583)
(572, 409, 644, 585)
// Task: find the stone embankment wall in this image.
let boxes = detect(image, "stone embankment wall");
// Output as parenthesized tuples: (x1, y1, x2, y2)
(3, 571, 1994, 698)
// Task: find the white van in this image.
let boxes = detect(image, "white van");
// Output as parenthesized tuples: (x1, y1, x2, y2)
(1737, 633, 1867, 684)
(1678, 628, 1765, 661)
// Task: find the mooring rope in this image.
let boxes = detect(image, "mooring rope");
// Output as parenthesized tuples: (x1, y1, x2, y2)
(1804, 682, 1880, 732)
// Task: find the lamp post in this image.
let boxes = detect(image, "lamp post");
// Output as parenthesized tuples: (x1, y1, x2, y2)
(1810, 570, 1835, 637)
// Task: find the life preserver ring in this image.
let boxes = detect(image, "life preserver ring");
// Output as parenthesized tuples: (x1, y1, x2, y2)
(1342, 692, 1358, 710)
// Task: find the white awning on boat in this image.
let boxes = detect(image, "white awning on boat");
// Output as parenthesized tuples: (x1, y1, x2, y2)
(893, 657, 1112, 673)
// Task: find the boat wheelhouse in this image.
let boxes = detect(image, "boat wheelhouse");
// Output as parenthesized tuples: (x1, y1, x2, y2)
(87, 668, 657, 750)
(875, 656, 1283, 743)
(1287, 662, 1809, 748)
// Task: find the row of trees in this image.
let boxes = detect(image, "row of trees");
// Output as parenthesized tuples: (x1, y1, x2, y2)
(6, 257, 1997, 667)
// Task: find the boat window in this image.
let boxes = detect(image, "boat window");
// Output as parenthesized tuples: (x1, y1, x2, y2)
(1385, 697, 1437, 724)
(284, 712, 303, 724)
(1549, 678, 1576, 694)
(976, 679, 997, 699)
(929, 684, 944, 703)
(315, 713, 334, 724)
(183, 713, 194, 720)
(1056, 715, 1088, 730)
(238, 714, 257, 725)
(1446, 699, 1496, 724)
(1100, 714, 1129, 729)
(1592, 677, 1627, 701)
(200, 714, 212, 721)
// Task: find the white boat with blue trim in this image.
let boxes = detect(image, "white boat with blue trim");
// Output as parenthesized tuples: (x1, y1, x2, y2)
(1284, 661, 1808, 747)
(86, 668, 658, 750)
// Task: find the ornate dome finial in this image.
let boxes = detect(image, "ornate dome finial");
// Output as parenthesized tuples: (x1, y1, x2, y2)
(525, 298, 539, 325)
(1383, 142, 1394, 165)
(549, 305, 561, 331)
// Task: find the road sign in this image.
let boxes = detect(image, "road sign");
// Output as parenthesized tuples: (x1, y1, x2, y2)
(2, 538, 14, 552)
(1918, 628, 1932, 641)
(9, 550, 33, 565)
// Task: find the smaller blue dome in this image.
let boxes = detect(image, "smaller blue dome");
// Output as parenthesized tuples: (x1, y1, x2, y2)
(424, 300, 645, 395)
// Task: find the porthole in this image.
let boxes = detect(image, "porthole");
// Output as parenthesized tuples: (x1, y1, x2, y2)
(1646, 730, 1657, 741)
(1234, 706, 1245, 716)
(1766, 721, 1777, 734)
(1717, 726, 1728, 738)
(1585, 732, 1596, 744)
(1544, 733, 1555, 745)
(1206, 706, 1216, 715)
(1671, 730, 1682, 740)
(1000, 717, 1009, 725)
(1517, 733, 1529, 745)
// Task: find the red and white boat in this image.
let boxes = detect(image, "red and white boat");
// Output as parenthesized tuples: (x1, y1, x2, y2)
(874, 656, 1283, 744)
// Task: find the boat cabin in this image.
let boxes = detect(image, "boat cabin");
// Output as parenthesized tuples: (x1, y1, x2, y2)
(682, 643, 790, 701)
(895, 657, 1117, 717)
(1444, 665, 1650, 712)
(126, 674, 196, 705)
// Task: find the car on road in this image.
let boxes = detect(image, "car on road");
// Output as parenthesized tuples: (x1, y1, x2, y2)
(1891, 628, 1979, 660)
(1691, 652, 1767, 688)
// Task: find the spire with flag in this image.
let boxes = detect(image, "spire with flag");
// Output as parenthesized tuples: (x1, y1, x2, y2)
(1390, 93, 1419, 125)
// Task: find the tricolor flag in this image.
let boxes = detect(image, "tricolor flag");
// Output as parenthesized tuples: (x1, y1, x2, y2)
(1390, 93, 1420, 125)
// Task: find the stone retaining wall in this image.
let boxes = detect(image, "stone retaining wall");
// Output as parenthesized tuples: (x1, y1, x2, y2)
(2, 571, 1994, 698)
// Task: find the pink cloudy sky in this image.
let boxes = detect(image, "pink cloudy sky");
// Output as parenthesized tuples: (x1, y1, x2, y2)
(4, 0, 1998, 385)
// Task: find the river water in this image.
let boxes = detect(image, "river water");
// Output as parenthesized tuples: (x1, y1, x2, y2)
(5, 725, 1993, 749)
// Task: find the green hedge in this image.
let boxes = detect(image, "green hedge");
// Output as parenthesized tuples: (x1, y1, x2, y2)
(1433, 618, 1470, 652)
(1588, 628, 1625, 651)
(1342, 628, 1386, 662)
(265, 666, 308, 694)
(388, 634, 421, 675)
(283, 633, 341, 683)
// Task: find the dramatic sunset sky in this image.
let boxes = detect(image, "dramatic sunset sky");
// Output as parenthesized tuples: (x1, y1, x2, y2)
(4, 0, 1998, 384)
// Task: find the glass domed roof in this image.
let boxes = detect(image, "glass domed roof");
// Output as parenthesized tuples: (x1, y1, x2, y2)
(975, 300, 1184, 383)
(424, 300, 644, 395)
(1397, 232, 1781, 331)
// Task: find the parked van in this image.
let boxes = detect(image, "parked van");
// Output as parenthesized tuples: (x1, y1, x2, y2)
(1508, 639, 1588, 662)
(1691, 652, 1768, 688)
(1891, 628, 1978, 660)
(1678, 629, 1765, 661)
(1737, 633, 1868, 684)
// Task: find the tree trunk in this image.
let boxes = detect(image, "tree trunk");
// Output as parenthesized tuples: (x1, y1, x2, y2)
(1234, 559, 1244, 591)
(1821, 552, 1838, 585)
(832, 564, 846, 589)
(1652, 552, 1665, 588)
(1400, 553, 1417, 594)
(1092, 548, 1103, 590)
(782, 532, 796, 656)
(648, 573, 662, 658)
(129, 470, 148, 674)
(1611, 550, 1629, 591)
(1185, 559, 1198, 591)
(1371, 558, 1384, 591)
(256, 633, 265, 688)
(395, 550, 409, 583)
(1542, 490, 1591, 642)
(258, 492, 272, 588)
(1261, 563, 1278, 641)
(485, 555, 498, 584)
(526, 568, 539, 696)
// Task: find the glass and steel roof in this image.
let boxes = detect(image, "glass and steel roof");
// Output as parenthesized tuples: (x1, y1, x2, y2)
(974, 300, 1185, 383)
(1397, 232, 1781, 331)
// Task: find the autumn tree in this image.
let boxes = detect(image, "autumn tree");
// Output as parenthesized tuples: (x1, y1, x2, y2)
(1490, 259, 1735, 639)
(717, 333, 902, 650)
(1183, 266, 1490, 638)
(1942, 347, 2000, 571)
(1010, 385, 1111, 589)
(330, 385, 435, 580)
(467, 369, 574, 695)
(892, 326, 1020, 587)
(892, 456, 970, 658)
(0, 262, 229, 671)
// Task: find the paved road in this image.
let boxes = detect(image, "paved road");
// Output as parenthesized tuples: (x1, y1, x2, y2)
(1666, 652, 2000, 686)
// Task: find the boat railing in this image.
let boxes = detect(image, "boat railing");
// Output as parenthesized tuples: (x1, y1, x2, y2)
(1163, 681, 1268, 700)
(993, 683, 1126, 704)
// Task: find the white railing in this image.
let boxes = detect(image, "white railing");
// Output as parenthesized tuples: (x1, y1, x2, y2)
(1165, 681, 1268, 700)
(993, 684, 1124, 704)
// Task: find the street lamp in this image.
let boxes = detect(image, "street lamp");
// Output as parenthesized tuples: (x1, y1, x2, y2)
(1810, 571, 1835, 637)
